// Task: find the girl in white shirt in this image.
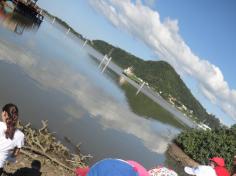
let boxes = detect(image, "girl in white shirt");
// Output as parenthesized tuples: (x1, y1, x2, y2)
(0, 103, 24, 175)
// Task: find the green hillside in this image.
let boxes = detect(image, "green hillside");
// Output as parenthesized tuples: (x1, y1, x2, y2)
(91, 40, 221, 128)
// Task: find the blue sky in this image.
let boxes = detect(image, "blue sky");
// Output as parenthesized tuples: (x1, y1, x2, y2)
(38, 0, 236, 126)
(154, 0, 236, 87)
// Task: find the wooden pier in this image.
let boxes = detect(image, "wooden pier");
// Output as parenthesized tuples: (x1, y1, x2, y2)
(12, 0, 44, 21)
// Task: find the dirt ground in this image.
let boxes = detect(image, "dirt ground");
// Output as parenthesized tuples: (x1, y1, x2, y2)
(1, 121, 88, 176)
(4, 153, 75, 176)
(167, 143, 199, 167)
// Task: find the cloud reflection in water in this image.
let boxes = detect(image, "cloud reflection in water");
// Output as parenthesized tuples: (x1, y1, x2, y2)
(0, 38, 179, 154)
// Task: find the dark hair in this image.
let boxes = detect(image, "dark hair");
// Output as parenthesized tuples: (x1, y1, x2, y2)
(31, 160, 41, 170)
(2, 103, 19, 140)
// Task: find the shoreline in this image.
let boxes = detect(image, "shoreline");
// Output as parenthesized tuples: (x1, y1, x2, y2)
(167, 142, 199, 168)
(4, 121, 198, 176)
(4, 121, 89, 176)
(9, 142, 198, 176)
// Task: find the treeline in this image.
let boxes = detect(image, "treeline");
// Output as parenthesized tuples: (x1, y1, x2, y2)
(175, 125, 236, 169)
(91, 40, 221, 128)
(42, 10, 85, 40)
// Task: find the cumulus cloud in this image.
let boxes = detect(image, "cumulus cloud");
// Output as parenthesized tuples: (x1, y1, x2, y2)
(89, 0, 236, 121)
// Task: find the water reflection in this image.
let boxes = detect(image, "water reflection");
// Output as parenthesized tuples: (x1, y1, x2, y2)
(120, 82, 186, 129)
(0, 2, 41, 34)
(0, 12, 187, 168)
(0, 34, 180, 154)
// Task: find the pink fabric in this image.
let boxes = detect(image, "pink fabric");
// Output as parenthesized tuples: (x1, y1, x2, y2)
(75, 167, 90, 176)
(127, 160, 149, 176)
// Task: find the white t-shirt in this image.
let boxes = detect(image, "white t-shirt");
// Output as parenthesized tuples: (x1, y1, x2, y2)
(0, 121, 24, 168)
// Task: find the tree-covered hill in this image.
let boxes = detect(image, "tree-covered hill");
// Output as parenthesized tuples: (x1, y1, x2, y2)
(91, 40, 220, 128)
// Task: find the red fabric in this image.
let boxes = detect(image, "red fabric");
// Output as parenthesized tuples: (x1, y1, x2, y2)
(127, 160, 149, 176)
(209, 157, 225, 166)
(75, 167, 90, 176)
(214, 166, 230, 176)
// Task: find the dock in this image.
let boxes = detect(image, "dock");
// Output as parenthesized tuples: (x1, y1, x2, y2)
(12, 0, 44, 21)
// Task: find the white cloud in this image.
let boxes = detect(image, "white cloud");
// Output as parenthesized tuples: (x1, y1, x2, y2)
(89, 0, 236, 121)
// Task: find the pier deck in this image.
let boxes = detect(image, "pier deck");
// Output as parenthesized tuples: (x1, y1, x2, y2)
(13, 0, 44, 21)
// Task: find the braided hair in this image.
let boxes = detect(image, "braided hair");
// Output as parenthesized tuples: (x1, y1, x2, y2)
(2, 103, 19, 140)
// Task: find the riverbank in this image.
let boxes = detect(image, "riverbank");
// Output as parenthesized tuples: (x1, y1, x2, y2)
(167, 143, 199, 168)
(4, 121, 90, 176)
(5, 152, 73, 176)
(5, 143, 198, 176)
(2, 121, 199, 176)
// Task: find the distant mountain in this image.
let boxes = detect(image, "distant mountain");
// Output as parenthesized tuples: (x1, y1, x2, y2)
(91, 40, 221, 128)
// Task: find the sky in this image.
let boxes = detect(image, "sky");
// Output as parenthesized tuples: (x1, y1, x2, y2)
(38, 0, 236, 126)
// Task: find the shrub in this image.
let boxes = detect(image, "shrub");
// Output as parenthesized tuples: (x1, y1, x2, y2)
(175, 126, 236, 169)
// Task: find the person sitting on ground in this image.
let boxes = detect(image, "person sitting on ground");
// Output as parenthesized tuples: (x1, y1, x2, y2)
(209, 157, 230, 176)
(184, 165, 217, 176)
(0, 103, 24, 176)
(12, 160, 42, 176)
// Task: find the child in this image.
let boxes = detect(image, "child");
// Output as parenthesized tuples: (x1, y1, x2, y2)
(0, 103, 24, 175)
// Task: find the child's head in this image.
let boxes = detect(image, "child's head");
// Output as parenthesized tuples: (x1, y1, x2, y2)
(2, 103, 19, 139)
(31, 160, 41, 171)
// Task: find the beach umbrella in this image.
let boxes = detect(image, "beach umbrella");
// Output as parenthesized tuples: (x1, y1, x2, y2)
(87, 158, 138, 176)
(148, 166, 178, 176)
(127, 160, 149, 176)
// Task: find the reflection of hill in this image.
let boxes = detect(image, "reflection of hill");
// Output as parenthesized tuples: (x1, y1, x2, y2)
(91, 40, 221, 129)
(121, 82, 186, 129)
(0, 2, 41, 34)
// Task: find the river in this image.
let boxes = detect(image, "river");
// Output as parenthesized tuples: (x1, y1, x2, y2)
(0, 4, 188, 175)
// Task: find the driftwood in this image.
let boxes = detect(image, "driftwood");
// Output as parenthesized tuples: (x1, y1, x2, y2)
(17, 120, 92, 172)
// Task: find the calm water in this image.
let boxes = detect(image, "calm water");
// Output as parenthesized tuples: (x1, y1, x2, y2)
(0, 5, 187, 174)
